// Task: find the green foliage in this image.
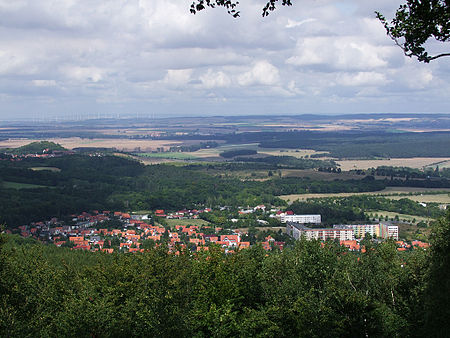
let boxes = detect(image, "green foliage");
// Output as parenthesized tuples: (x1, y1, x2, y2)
(235, 155, 337, 170)
(376, 0, 450, 62)
(6, 141, 67, 155)
(219, 149, 257, 158)
(255, 130, 450, 158)
(291, 195, 444, 225)
(1, 223, 448, 336)
(0, 155, 390, 228)
(424, 210, 450, 335)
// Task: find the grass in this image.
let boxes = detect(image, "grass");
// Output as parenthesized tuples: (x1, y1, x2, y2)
(386, 193, 450, 204)
(280, 169, 363, 181)
(3, 181, 48, 189)
(337, 157, 450, 171)
(136, 152, 200, 160)
(165, 218, 211, 228)
(236, 226, 286, 233)
(366, 210, 431, 223)
(280, 187, 450, 203)
(365, 210, 432, 241)
(30, 166, 61, 172)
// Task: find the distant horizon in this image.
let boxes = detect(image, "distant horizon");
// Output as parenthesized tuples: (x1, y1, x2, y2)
(2, 111, 450, 124)
(1, 1, 449, 122)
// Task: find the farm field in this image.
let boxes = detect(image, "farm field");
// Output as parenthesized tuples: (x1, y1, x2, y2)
(136, 152, 200, 160)
(280, 187, 450, 203)
(183, 143, 260, 158)
(257, 148, 328, 158)
(0, 137, 183, 152)
(337, 157, 450, 171)
(386, 193, 450, 204)
(184, 144, 326, 159)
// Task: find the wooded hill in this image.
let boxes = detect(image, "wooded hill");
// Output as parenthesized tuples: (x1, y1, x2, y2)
(1, 154, 449, 228)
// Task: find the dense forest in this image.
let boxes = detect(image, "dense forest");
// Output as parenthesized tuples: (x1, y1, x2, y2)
(1, 154, 449, 228)
(0, 155, 397, 228)
(1, 211, 449, 337)
(225, 130, 450, 158)
(290, 195, 445, 225)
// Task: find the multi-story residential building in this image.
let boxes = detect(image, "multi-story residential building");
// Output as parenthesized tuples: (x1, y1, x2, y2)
(334, 223, 399, 240)
(286, 223, 354, 241)
(279, 214, 321, 224)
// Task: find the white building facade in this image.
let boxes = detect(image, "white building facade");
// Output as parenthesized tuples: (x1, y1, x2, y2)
(286, 223, 354, 241)
(280, 214, 321, 224)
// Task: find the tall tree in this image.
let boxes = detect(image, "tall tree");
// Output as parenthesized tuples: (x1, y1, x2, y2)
(376, 0, 450, 62)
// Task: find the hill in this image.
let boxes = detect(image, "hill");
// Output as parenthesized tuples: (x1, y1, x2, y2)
(6, 141, 67, 155)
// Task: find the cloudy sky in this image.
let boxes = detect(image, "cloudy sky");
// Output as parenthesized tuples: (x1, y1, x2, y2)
(0, 0, 449, 120)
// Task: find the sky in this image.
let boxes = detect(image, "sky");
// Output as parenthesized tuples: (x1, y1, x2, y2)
(0, 0, 449, 120)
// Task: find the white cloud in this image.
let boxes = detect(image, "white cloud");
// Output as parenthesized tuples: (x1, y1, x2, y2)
(61, 66, 106, 83)
(0, 0, 448, 119)
(286, 37, 394, 71)
(238, 61, 280, 86)
(163, 69, 193, 88)
(200, 69, 231, 88)
(285, 18, 317, 28)
(32, 80, 57, 87)
(337, 72, 387, 86)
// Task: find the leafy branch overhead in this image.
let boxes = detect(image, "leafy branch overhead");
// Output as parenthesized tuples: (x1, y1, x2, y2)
(190, 0, 292, 18)
(376, 0, 450, 63)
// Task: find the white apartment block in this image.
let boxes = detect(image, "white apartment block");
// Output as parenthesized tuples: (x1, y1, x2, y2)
(286, 223, 354, 241)
(279, 214, 321, 224)
(334, 223, 399, 241)
(385, 225, 399, 241)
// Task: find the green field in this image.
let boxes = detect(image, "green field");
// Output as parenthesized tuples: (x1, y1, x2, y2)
(366, 210, 432, 240)
(136, 152, 200, 160)
(367, 210, 431, 223)
(3, 181, 48, 189)
(164, 218, 211, 228)
(281, 187, 450, 203)
(30, 166, 61, 172)
(386, 193, 450, 204)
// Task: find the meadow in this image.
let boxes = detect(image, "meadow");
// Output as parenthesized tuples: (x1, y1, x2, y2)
(2, 181, 48, 189)
(280, 187, 450, 203)
(386, 193, 450, 204)
(164, 218, 211, 228)
(336, 157, 450, 171)
(30, 166, 61, 172)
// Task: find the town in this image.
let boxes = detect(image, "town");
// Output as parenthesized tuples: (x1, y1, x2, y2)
(14, 206, 430, 254)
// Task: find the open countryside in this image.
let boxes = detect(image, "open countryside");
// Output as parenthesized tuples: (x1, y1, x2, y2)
(1, 0, 450, 335)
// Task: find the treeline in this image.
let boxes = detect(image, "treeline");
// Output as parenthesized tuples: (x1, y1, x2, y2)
(1, 155, 447, 228)
(168, 141, 219, 152)
(228, 130, 450, 158)
(351, 166, 441, 179)
(0, 156, 389, 228)
(290, 195, 444, 225)
(234, 155, 337, 170)
(1, 211, 449, 336)
(219, 149, 257, 158)
(6, 141, 67, 155)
